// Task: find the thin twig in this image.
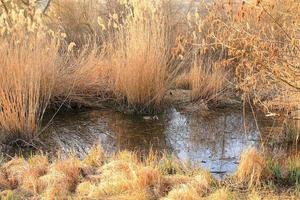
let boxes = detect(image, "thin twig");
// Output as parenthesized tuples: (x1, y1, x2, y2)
(260, 4, 300, 52)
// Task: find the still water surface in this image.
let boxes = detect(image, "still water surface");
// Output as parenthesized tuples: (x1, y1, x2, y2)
(41, 107, 280, 177)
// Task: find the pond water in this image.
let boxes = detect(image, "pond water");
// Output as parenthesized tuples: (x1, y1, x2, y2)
(39, 107, 284, 178)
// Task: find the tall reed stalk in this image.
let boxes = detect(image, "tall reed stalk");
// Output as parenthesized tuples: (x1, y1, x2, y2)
(0, 3, 61, 142)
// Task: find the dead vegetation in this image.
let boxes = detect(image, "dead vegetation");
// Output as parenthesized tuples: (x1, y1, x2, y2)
(186, 0, 300, 111)
(0, 147, 297, 199)
(0, 0, 298, 173)
(0, 3, 63, 141)
(236, 148, 268, 187)
(0, 1, 298, 199)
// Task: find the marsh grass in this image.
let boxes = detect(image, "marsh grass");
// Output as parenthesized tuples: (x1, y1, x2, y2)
(0, 147, 298, 199)
(0, 1, 113, 141)
(287, 154, 300, 187)
(236, 148, 268, 187)
(47, 0, 102, 48)
(174, 64, 227, 102)
(49, 0, 189, 113)
(0, 40, 62, 142)
(0, 0, 299, 145)
(190, 64, 227, 101)
(106, 0, 182, 113)
(0, 4, 63, 142)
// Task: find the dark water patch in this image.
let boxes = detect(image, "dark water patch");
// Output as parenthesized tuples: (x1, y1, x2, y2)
(38, 107, 282, 178)
(1, 107, 294, 178)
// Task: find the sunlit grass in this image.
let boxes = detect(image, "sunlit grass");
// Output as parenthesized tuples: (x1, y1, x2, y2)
(0, 3, 62, 142)
(236, 148, 267, 187)
(0, 147, 298, 199)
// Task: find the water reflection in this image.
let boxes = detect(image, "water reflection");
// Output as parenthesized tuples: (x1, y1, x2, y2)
(165, 109, 260, 176)
(42, 108, 275, 176)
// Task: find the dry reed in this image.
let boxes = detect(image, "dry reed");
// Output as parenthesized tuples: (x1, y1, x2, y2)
(236, 148, 267, 187)
(0, 3, 62, 142)
(0, 0, 299, 142)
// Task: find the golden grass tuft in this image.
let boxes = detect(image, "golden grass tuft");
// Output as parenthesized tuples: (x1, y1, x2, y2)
(0, 147, 297, 199)
(207, 188, 235, 200)
(40, 156, 81, 199)
(0, 171, 10, 190)
(1, 158, 27, 188)
(236, 148, 267, 187)
(163, 183, 201, 200)
(247, 190, 261, 200)
(190, 170, 213, 194)
(0, 189, 18, 200)
(83, 145, 105, 167)
(0, 3, 62, 141)
(163, 169, 213, 200)
(77, 150, 162, 199)
(0, 155, 49, 194)
(190, 64, 227, 101)
(107, 0, 175, 112)
(21, 155, 48, 194)
(137, 166, 161, 189)
(0, 36, 61, 141)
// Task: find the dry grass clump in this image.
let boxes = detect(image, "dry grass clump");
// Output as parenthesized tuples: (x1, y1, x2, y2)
(247, 190, 261, 200)
(0, 2, 64, 142)
(82, 145, 105, 167)
(163, 184, 201, 200)
(105, 0, 181, 113)
(0, 147, 298, 199)
(0, 1, 111, 141)
(40, 156, 81, 198)
(21, 155, 49, 194)
(1, 158, 27, 189)
(236, 148, 267, 187)
(76, 151, 163, 199)
(175, 65, 227, 102)
(207, 188, 235, 200)
(163, 169, 213, 200)
(190, 64, 227, 101)
(0, 155, 49, 194)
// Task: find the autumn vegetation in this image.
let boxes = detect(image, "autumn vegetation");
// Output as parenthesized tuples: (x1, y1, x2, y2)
(0, 0, 298, 140)
(0, 0, 299, 198)
(0, 147, 298, 199)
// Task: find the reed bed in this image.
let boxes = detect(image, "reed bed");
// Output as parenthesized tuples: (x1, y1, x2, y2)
(106, 0, 180, 112)
(0, 2, 63, 142)
(0, 0, 299, 142)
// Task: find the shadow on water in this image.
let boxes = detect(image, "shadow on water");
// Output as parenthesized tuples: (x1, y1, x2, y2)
(35, 107, 294, 178)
